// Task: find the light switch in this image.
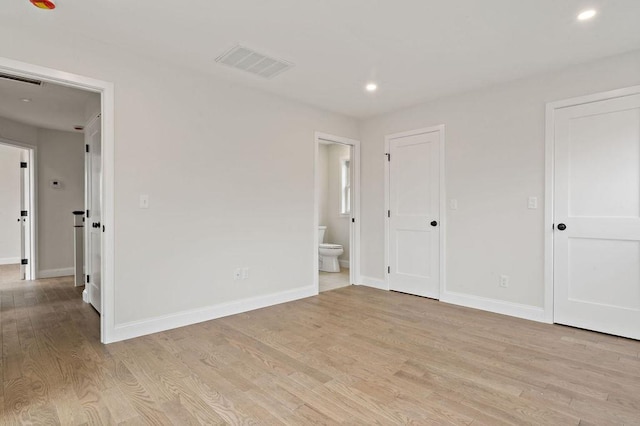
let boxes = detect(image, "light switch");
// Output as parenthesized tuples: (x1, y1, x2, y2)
(449, 199, 458, 210)
(139, 194, 149, 209)
(528, 196, 538, 209)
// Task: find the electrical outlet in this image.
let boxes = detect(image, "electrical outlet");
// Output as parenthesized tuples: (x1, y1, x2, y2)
(528, 196, 538, 209)
(449, 199, 458, 210)
(233, 268, 242, 280)
(241, 267, 249, 279)
(499, 275, 509, 288)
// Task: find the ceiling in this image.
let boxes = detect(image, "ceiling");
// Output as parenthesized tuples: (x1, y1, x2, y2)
(1, 0, 640, 118)
(0, 76, 96, 132)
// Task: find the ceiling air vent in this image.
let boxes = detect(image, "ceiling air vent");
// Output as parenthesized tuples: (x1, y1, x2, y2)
(216, 45, 294, 79)
(0, 72, 43, 86)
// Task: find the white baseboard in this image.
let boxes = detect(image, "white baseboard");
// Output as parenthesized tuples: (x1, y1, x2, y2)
(110, 284, 318, 343)
(0, 257, 20, 265)
(338, 259, 350, 268)
(440, 290, 546, 323)
(38, 267, 74, 279)
(358, 275, 388, 290)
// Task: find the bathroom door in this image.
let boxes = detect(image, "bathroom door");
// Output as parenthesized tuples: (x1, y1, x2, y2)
(86, 115, 102, 313)
(387, 127, 442, 299)
(19, 150, 32, 280)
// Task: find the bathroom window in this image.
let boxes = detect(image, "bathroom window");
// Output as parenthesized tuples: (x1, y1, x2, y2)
(341, 158, 351, 215)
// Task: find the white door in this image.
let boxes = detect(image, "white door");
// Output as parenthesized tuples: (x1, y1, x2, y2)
(85, 115, 102, 313)
(387, 129, 441, 298)
(19, 150, 31, 281)
(554, 92, 640, 340)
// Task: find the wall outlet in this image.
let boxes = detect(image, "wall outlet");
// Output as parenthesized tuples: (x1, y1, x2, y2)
(241, 267, 249, 279)
(527, 196, 538, 209)
(449, 199, 458, 210)
(233, 268, 242, 280)
(499, 275, 509, 288)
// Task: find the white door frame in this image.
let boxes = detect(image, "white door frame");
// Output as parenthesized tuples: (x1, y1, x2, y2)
(384, 125, 446, 297)
(0, 138, 36, 280)
(544, 84, 640, 324)
(0, 56, 116, 344)
(314, 132, 361, 292)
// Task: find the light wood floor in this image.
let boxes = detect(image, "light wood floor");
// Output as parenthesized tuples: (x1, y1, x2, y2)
(2, 267, 640, 424)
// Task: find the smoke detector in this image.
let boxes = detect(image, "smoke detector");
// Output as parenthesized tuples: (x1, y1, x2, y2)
(216, 45, 294, 79)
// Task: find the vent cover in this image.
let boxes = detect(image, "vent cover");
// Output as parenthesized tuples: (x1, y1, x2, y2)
(0, 72, 42, 86)
(216, 45, 293, 79)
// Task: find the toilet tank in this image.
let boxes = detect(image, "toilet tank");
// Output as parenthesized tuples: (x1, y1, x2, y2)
(318, 226, 327, 243)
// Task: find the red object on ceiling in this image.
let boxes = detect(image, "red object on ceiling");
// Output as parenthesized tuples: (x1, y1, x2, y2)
(30, 0, 56, 9)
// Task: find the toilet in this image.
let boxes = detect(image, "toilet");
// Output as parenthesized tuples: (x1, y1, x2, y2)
(318, 226, 344, 272)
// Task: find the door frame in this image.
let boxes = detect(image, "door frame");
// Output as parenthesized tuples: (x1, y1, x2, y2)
(384, 125, 446, 297)
(0, 138, 36, 280)
(544, 84, 640, 324)
(313, 132, 361, 292)
(0, 56, 116, 344)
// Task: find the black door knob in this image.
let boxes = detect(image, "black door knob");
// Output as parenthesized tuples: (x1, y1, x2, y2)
(557, 223, 567, 231)
(430, 221, 438, 227)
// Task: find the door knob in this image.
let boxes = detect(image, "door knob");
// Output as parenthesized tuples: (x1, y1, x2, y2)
(557, 223, 567, 231)
(430, 221, 438, 227)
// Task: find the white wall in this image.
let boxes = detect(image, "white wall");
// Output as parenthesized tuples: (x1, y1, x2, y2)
(0, 144, 22, 264)
(37, 129, 85, 274)
(0, 24, 358, 337)
(360, 49, 640, 311)
(326, 143, 350, 262)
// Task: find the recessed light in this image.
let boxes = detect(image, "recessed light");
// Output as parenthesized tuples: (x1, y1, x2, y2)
(577, 9, 597, 21)
(365, 83, 378, 92)
(21, 98, 32, 103)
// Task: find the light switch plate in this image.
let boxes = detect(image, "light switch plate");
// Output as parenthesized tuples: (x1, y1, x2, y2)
(139, 194, 149, 209)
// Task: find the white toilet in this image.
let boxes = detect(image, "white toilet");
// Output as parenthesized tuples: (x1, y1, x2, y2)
(318, 226, 344, 272)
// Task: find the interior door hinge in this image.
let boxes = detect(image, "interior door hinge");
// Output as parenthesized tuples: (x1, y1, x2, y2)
(388, 210, 390, 218)
(87, 275, 90, 283)
(21, 259, 28, 265)
(351, 218, 355, 223)
(20, 162, 27, 168)
(385, 153, 390, 162)
(387, 266, 390, 274)
(85, 144, 90, 153)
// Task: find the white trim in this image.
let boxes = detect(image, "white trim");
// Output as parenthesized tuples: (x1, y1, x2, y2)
(0, 257, 20, 265)
(358, 275, 389, 291)
(338, 259, 350, 269)
(544, 84, 640, 325)
(441, 291, 546, 323)
(111, 285, 317, 342)
(0, 138, 36, 280)
(0, 57, 115, 344)
(384, 125, 446, 298)
(314, 132, 361, 292)
(38, 267, 74, 279)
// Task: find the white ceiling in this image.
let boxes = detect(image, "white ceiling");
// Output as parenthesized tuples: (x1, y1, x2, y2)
(2, 0, 640, 118)
(0, 77, 96, 132)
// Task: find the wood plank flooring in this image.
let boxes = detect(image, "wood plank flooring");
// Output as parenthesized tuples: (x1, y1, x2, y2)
(1, 266, 640, 424)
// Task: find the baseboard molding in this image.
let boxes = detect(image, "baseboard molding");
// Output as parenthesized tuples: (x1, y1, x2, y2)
(338, 259, 350, 268)
(110, 284, 318, 343)
(0, 257, 20, 265)
(39, 267, 74, 279)
(358, 275, 388, 290)
(440, 290, 546, 323)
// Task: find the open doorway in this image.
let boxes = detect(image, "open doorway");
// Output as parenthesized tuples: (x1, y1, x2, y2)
(0, 141, 34, 283)
(0, 69, 103, 313)
(314, 132, 360, 293)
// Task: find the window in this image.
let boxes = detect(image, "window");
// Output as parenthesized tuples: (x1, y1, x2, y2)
(341, 158, 351, 215)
